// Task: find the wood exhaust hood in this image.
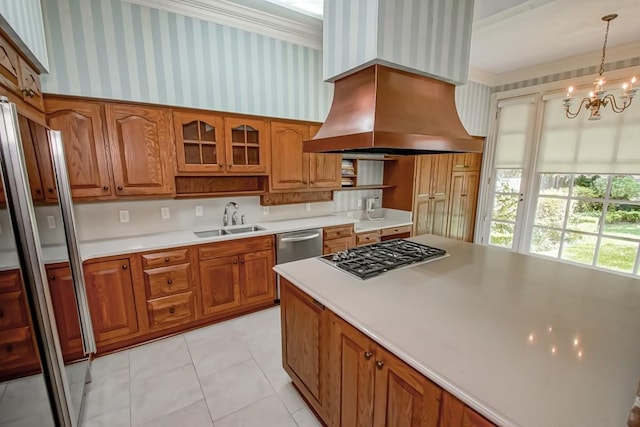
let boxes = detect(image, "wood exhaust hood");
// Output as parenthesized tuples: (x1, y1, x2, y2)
(303, 64, 482, 155)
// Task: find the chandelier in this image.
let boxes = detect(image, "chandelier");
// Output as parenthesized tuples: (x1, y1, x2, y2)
(563, 14, 637, 120)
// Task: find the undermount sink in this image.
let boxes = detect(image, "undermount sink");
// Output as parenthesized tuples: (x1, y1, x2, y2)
(193, 225, 265, 238)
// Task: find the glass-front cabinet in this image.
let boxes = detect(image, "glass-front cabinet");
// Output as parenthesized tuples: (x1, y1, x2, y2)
(174, 113, 268, 175)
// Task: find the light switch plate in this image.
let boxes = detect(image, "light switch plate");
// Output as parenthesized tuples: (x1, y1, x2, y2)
(47, 215, 56, 229)
(119, 210, 130, 223)
(357, 199, 362, 208)
(305, 203, 311, 212)
(195, 205, 203, 217)
(263, 207, 269, 215)
(161, 207, 170, 219)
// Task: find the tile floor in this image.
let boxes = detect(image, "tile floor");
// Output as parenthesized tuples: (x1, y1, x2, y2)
(80, 306, 321, 427)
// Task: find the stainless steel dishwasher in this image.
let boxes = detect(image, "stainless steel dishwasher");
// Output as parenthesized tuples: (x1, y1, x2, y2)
(275, 228, 323, 301)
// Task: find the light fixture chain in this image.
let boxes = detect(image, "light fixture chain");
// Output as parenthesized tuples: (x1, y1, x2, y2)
(599, 18, 611, 77)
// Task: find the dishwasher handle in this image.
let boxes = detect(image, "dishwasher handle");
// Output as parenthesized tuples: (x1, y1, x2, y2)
(279, 233, 320, 242)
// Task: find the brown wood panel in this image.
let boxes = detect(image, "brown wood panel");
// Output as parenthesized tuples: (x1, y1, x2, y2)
(0, 327, 37, 370)
(323, 236, 355, 255)
(45, 98, 113, 198)
(309, 154, 341, 189)
(0, 291, 28, 330)
(223, 117, 269, 174)
(373, 346, 441, 427)
(18, 57, 43, 111)
(17, 114, 44, 200)
(173, 111, 225, 173)
(143, 263, 191, 299)
(270, 121, 309, 191)
(382, 157, 416, 212)
(462, 407, 495, 427)
(47, 266, 84, 361)
(0, 269, 22, 293)
(356, 230, 381, 246)
(323, 224, 354, 240)
(448, 171, 479, 242)
(29, 119, 58, 201)
(330, 313, 376, 427)
(141, 248, 190, 269)
(198, 235, 274, 260)
(260, 191, 333, 206)
(147, 291, 195, 331)
(240, 249, 275, 305)
(104, 104, 174, 196)
(452, 153, 482, 172)
(175, 176, 266, 197)
(281, 278, 330, 422)
(84, 258, 139, 344)
(0, 34, 21, 95)
(439, 392, 496, 427)
(413, 155, 452, 237)
(199, 255, 241, 316)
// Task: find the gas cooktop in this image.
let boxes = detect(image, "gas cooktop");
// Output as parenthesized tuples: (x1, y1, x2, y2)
(320, 239, 447, 279)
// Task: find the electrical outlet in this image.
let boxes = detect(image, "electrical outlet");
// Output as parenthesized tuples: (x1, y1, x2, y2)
(47, 215, 56, 229)
(357, 199, 363, 208)
(263, 206, 269, 215)
(119, 210, 130, 223)
(305, 203, 311, 212)
(195, 205, 203, 217)
(161, 207, 170, 219)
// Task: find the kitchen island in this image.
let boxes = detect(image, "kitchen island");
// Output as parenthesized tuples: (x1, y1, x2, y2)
(274, 235, 640, 427)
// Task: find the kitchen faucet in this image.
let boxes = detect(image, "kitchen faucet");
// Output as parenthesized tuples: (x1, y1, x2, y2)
(223, 201, 239, 227)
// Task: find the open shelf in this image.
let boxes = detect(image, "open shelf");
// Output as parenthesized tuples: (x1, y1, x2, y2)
(337, 185, 395, 191)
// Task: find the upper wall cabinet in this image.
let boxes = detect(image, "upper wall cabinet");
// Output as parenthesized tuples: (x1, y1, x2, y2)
(44, 98, 114, 199)
(308, 124, 341, 190)
(224, 117, 268, 174)
(174, 112, 225, 174)
(104, 104, 175, 197)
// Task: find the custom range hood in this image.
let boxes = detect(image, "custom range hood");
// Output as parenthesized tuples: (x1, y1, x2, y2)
(304, 0, 480, 155)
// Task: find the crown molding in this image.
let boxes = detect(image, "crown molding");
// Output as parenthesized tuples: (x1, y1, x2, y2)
(467, 66, 497, 87)
(123, 0, 323, 50)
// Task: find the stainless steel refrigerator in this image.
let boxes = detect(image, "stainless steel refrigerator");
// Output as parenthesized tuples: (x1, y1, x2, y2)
(0, 98, 95, 426)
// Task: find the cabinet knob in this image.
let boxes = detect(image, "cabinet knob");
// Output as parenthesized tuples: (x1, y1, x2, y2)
(103, 186, 109, 191)
(48, 188, 54, 193)
(169, 307, 175, 314)
(233, 259, 238, 264)
(228, 164, 233, 167)
(240, 259, 245, 264)
(218, 163, 223, 167)
(117, 186, 123, 191)
(167, 279, 173, 285)
(35, 188, 41, 194)
(49, 275, 55, 280)
(376, 360, 384, 369)
(122, 264, 128, 270)
(364, 351, 372, 360)
(5, 344, 12, 353)
(165, 257, 170, 262)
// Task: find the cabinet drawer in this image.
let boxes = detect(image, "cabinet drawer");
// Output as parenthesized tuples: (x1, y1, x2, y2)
(323, 236, 355, 255)
(324, 224, 354, 240)
(380, 225, 412, 237)
(0, 291, 28, 330)
(199, 235, 273, 260)
(142, 249, 190, 268)
(0, 270, 22, 293)
(18, 57, 43, 111)
(147, 291, 195, 330)
(0, 327, 36, 369)
(144, 264, 191, 299)
(356, 230, 380, 246)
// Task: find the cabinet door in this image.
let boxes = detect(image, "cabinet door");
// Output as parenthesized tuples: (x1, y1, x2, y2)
(373, 346, 441, 427)
(281, 278, 330, 422)
(174, 112, 225, 173)
(413, 155, 451, 237)
(18, 57, 44, 111)
(330, 313, 376, 427)
(224, 117, 268, 174)
(239, 249, 275, 306)
(199, 256, 241, 316)
(47, 266, 84, 361)
(84, 259, 139, 344)
(45, 99, 113, 198)
(0, 35, 21, 95)
(29, 119, 58, 202)
(270, 121, 309, 190)
(439, 392, 496, 427)
(452, 153, 482, 172)
(448, 171, 479, 242)
(17, 114, 44, 200)
(323, 236, 355, 255)
(105, 104, 174, 196)
(309, 153, 341, 189)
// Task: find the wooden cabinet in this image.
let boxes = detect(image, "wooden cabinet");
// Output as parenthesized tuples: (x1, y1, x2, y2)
(46, 265, 84, 361)
(380, 225, 412, 240)
(281, 278, 331, 421)
(84, 258, 139, 345)
(270, 121, 341, 192)
(44, 98, 113, 199)
(105, 104, 174, 196)
(17, 114, 44, 200)
(323, 224, 355, 255)
(413, 155, 453, 237)
(0, 32, 44, 117)
(17, 57, 43, 111)
(174, 111, 225, 173)
(224, 117, 269, 174)
(447, 171, 480, 243)
(356, 230, 381, 246)
(199, 235, 275, 317)
(452, 153, 482, 172)
(440, 392, 495, 427)
(0, 34, 21, 97)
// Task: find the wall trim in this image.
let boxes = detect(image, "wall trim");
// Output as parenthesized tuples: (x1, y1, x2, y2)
(123, 0, 323, 50)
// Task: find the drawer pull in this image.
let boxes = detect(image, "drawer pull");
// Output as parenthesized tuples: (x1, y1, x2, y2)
(49, 275, 55, 280)
(364, 351, 372, 360)
(376, 360, 384, 369)
(5, 344, 12, 353)
(169, 307, 175, 314)
(122, 264, 128, 270)
(165, 257, 170, 262)
(167, 279, 173, 285)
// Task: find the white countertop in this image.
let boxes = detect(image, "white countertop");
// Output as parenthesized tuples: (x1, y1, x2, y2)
(274, 235, 640, 427)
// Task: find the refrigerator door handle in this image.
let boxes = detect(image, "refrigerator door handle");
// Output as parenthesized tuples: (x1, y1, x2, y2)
(47, 130, 97, 355)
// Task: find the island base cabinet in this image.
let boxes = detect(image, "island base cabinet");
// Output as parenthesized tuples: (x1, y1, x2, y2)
(281, 278, 330, 423)
(439, 393, 495, 427)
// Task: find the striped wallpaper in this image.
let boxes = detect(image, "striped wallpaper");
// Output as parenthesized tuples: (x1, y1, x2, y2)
(41, 0, 333, 122)
(323, 0, 473, 85)
(456, 80, 491, 136)
(493, 56, 640, 93)
(0, 0, 49, 71)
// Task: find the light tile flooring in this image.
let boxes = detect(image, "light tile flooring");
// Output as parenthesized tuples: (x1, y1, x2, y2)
(80, 306, 320, 427)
